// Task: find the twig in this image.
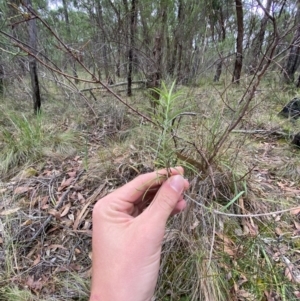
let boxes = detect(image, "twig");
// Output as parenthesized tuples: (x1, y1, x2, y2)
(10, 16, 38, 27)
(186, 194, 300, 218)
(232, 129, 288, 136)
(80, 80, 147, 92)
(177, 112, 197, 117)
(206, 212, 216, 273)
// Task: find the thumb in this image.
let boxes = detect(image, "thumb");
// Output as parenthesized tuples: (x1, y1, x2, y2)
(144, 175, 186, 226)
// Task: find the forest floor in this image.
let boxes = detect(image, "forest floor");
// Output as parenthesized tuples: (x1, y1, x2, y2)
(0, 77, 300, 301)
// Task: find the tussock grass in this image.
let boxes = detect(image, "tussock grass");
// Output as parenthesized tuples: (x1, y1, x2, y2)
(0, 110, 81, 177)
(0, 286, 44, 301)
(56, 272, 90, 300)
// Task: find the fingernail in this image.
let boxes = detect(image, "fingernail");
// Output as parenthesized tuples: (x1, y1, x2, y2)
(169, 175, 184, 193)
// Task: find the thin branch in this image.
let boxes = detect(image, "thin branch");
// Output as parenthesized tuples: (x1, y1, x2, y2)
(80, 80, 147, 92)
(256, 0, 275, 22)
(186, 195, 300, 218)
(10, 16, 37, 27)
(232, 129, 288, 136)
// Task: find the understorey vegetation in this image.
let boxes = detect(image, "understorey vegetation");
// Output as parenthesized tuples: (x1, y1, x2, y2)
(1, 0, 300, 300)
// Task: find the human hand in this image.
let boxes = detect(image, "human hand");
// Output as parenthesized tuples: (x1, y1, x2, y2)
(89, 167, 189, 301)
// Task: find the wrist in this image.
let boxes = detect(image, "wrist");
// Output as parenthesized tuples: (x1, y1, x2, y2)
(89, 290, 153, 301)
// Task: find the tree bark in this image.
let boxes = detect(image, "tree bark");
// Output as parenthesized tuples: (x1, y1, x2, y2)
(0, 64, 4, 95)
(96, 0, 110, 81)
(8, 0, 26, 76)
(24, 0, 41, 114)
(214, 8, 226, 82)
(158, 0, 167, 78)
(250, 0, 272, 74)
(169, 0, 183, 76)
(140, 5, 151, 59)
(283, 0, 300, 84)
(232, 0, 244, 84)
(127, 0, 138, 96)
(62, 0, 71, 37)
(62, 0, 78, 83)
(108, 0, 122, 77)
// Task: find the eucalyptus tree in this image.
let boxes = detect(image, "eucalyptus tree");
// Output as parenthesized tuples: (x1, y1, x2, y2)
(25, 0, 41, 113)
(98, 0, 112, 80)
(249, 0, 273, 74)
(62, 0, 79, 82)
(232, 0, 244, 84)
(210, 0, 230, 82)
(127, 0, 138, 96)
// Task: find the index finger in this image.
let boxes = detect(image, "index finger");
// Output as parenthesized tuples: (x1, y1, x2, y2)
(111, 167, 184, 203)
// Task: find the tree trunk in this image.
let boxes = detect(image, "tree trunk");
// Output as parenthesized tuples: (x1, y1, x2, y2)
(214, 8, 226, 82)
(296, 75, 300, 87)
(62, 0, 78, 83)
(250, 0, 272, 74)
(177, 43, 183, 80)
(169, 0, 183, 76)
(0, 64, 4, 95)
(232, 0, 244, 84)
(96, 0, 110, 81)
(24, 0, 41, 114)
(127, 0, 138, 96)
(158, 0, 167, 77)
(214, 61, 223, 82)
(8, 0, 27, 76)
(283, 0, 300, 84)
(140, 5, 151, 59)
(62, 0, 71, 37)
(110, 1, 122, 77)
(29, 61, 41, 113)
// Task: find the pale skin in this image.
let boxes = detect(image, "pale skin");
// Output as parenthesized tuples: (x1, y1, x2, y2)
(90, 167, 189, 301)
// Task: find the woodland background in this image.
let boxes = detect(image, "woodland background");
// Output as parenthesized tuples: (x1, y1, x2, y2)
(1, 0, 300, 300)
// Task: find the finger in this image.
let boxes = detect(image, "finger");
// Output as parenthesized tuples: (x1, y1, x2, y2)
(143, 175, 189, 226)
(171, 199, 186, 216)
(139, 195, 186, 216)
(111, 167, 184, 203)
